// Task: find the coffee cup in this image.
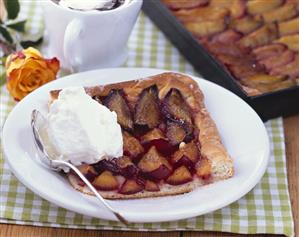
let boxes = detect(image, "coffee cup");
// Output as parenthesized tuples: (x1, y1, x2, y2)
(42, 0, 142, 72)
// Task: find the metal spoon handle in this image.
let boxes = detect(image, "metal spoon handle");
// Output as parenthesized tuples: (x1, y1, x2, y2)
(31, 110, 128, 225)
(52, 160, 128, 225)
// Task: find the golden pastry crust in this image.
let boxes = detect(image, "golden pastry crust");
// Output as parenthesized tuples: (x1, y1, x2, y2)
(50, 72, 233, 199)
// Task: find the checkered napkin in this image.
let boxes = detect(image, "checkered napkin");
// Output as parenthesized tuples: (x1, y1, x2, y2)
(0, 1, 294, 236)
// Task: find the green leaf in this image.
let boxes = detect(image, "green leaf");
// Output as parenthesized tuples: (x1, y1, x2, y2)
(0, 73, 6, 86)
(0, 64, 6, 87)
(4, 0, 20, 20)
(6, 20, 26, 32)
(0, 25, 13, 43)
(20, 36, 43, 48)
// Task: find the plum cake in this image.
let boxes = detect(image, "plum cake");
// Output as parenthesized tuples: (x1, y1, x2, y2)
(50, 73, 233, 199)
(162, 0, 299, 96)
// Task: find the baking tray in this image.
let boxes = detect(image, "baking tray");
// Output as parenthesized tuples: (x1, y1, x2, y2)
(142, 0, 299, 121)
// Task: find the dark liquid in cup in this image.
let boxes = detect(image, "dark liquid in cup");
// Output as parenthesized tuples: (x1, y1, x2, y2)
(53, 0, 126, 11)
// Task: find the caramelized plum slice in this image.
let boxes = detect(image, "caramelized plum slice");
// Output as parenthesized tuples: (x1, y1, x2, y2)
(210, 0, 246, 18)
(104, 90, 133, 130)
(166, 121, 186, 146)
(222, 51, 265, 79)
(138, 146, 171, 172)
(116, 156, 139, 178)
(212, 30, 242, 44)
(230, 0, 246, 18)
(262, 4, 297, 23)
(185, 20, 226, 37)
(123, 131, 144, 158)
(163, 89, 194, 141)
(172, 142, 199, 169)
(134, 86, 160, 129)
(140, 128, 165, 143)
(228, 63, 264, 79)
(238, 23, 278, 49)
(246, 0, 283, 15)
(138, 146, 172, 180)
(116, 156, 134, 168)
(140, 128, 176, 155)
(166, 166, 193, 185)
(259, 50, 295, 71)
(144, 141, 177, 157)
(196, 158, 212, 179)
(253, 44, 286, 60)
(275, 34, 299, 52)
(245, 78, 295, 94)
(119, 179, 144, 195)
(148, 164, 173, 181)
(245, 74, 286, 84)
(163, 88, 192, 124)
(216, 54, 254, 66)
(270, 54, 299, 79)
(145, 180, 160, 192)
(92, 171, 119, 191)
(163, 0, 208, 10)
(240, 74, 296, 93)
(207, 42, 249, 57)
(230, 16, 262, 35)
(174, 7, 228, 23)
(279, 18, 299, 37)
(93, 159, 121, 175)
(77, 164, 97, 182)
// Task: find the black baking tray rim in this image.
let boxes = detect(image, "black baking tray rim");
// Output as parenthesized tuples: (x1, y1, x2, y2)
(142, 0, 299, 121)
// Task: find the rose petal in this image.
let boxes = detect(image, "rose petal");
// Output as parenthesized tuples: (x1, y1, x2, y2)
(46, 57, 60, 74)
(5, 56, 26, 76)
(23, 47, 42, 59)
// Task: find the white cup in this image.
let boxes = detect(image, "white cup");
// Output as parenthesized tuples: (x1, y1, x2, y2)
(42, 0, 142, 72)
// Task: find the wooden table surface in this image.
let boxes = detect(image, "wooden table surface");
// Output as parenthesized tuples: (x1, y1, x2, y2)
(1, 116, 298, 237)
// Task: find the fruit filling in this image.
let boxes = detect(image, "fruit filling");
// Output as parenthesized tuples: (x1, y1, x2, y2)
(162, 0, 299, 95)
(72, 86, 211, 195)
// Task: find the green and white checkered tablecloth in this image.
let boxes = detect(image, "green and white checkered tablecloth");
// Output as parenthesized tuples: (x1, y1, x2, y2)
(0, 1, 295, 236)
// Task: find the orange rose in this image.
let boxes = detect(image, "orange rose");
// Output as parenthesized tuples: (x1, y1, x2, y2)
(6, 47, 60, 101)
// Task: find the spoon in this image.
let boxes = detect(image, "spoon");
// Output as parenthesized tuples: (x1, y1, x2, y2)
(31, 109, 128, 225)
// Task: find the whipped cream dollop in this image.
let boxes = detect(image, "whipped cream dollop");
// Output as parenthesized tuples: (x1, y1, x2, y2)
(47, 87, 123, 166)
(59, 0, 118, 11)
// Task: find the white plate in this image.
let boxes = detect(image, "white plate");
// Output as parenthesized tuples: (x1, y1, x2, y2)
(2, 68, 270, 223)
